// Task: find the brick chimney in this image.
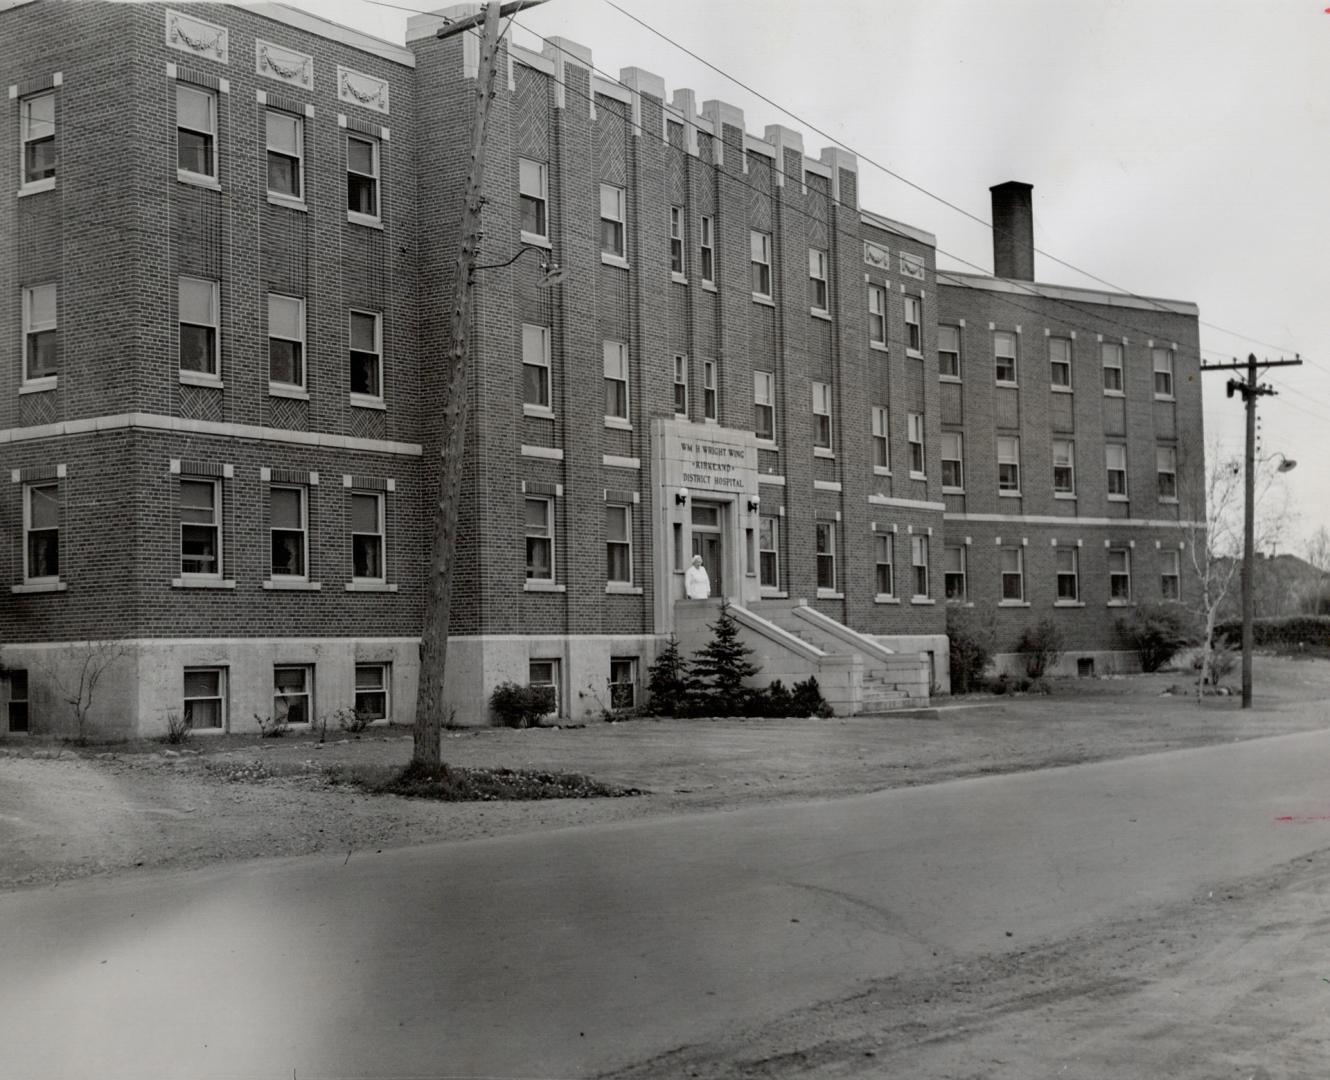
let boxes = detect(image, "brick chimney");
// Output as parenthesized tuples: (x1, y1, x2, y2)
(990, 181, 1034, 281)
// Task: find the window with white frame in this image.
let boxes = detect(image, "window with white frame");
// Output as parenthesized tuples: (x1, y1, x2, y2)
(868, 284, 887, 348)
(24, 482, 59, 583)
(997, 436, 1021, 494)
(521, 324, 550, 410)
(20, 91, 56, 189)
(904, 295, 922, 354)
(600, 184, 625, 258)
(908, 413, 925, 476)
(994, 330, 1018, 384)
(268, 294, 305, 388)
(872, 406, 890, 470)
(941, 431, 963, 490)
(1056, 547, 1079, 601)
(673, 355, 688, 416)
(269, 485, 307, 579)
(266, 109, 303, 200)
(351, 491, 384, 581)
(759, 515, 780, 589)
(603, 340, 629, 421)
(176, 83, 216, 180)
(1106, 444, 1128, 498)
(606, 503, 632, 584)
(1001, 546, 1024, 602)
(1050, 337, 1072, 388)
(1161, 549, 1181, 600)
(703, 360, 717, 420)
(670, 206, 685, 275)
(1102, 342, 1124, 393)
(528, 659, 559, 717)
(754, 371, 775, 441)
(911, 534, 930, 598)
(874, 533, 894, 597)
(699, 215, 715, 285)
(7, 670, 29, 734)
(809, 249, 828, 311)
(938, 324, 960, 378)
(183, 667, 225, 730)
(519, 158, 548, 240)
(179, 277, 219, 377)
(23, 283, 58, 382)
(179, 479, 221, 577)
(1108, 548, 1132, 602)
(816, 521, 837, 592)
(609, 657, 638, 710)
(349, 310, 382, 398)
(1157, 445, 1178, 500)
(525, 496, 554, 581)
(355, 662, 390, 721)
(346, 133, 380, 220)
(943, 544, 966, 601)
(1053, 439, 1075, 495)
(812, 381, 832, 450)
(274, 665, 312, 726)
(750, 230, 772, 297)
(1153, 347, 1175, 399)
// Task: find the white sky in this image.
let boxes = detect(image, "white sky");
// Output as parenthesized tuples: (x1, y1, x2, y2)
(276, 0, 1330, 554)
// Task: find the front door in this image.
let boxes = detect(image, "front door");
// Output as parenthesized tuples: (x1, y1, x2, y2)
(691, 502, 723, 597)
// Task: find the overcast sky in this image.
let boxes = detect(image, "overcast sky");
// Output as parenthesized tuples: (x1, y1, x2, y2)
(279, 0, 1330, 554)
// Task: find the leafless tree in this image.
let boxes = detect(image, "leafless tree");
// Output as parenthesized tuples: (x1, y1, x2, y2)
(39, 640, 129, 743)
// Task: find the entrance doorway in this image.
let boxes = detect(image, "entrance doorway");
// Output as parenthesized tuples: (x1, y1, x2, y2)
(691, 501, 723, 597)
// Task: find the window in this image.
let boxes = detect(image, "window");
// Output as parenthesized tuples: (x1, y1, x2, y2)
(355, 663, 390, 721)
(609, 657, 638, 710)
(904, 296, 922, 354)
(670, 206, 685, 275)
(699, 215, 715, 285)
(812, 382, 832, 450)
(703, 360, 717, 420)
(911, 534, 930, 598)
(265, 109, 302, 200)
(809, 249, 828, 311)
(606, 503, 631, 583)
(1056, 547, 1079, 602)
(1050, 337, 1072, 388)
(347, 133, 380, 220)
(519, 158, 547, 240)
(270, 486, 307, 579)
(183, 668, 225, 731)
(274, 665, 312, 726)
(1053, 439, 1075, 495)
(1001, 547, 1024, 602)
(941, 431, 963, 490)
(20, 92, 55, 188)
(754, 371, 775, 441)
(522, 324, 550, 410)
(1156, 446, 1178, 500)
(528, 659, 559, 717)
(176, 83, 216, 180)
(600, 184, 625, 259)
(179, 277, 219, 377)
(872, 407, 890, 470)
(525, 496, 554, 580)
(351, 492, 384, 581)
(1102, 342, 1124, 393)
(603, 341, 629, 421)
(268, 294, 305, 388)
(673, 355, 688, 416)
(816, 522, 836, 592)
(23, 283, 58, 382)
(7, 671, 29, 734)
(938, 324, 960, 377)
(349, 310, 382, 398)
(943, 545, 966, 601)
(1161, 549, 1181, 600)
(868, 285, 887, 348)
(1106, 444, 1128, 498)
(874, 534, 894, 597)
(1109, 548, 1132, 602)
(180, 479, 220, 577)
(1153, 347, 1175, 399)
(759, 515, 779, 589)
(995, 331, 1018, 384)
(24, 483, 59, 582)
(997, 436, 1021, 494)
(750, 230, 772, 297)
(908, 413, 925, 476)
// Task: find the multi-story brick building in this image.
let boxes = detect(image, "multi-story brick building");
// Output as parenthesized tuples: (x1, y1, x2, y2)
(0, 1, 1202, 737)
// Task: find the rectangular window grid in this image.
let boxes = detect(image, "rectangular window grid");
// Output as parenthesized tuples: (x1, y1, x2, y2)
(1053, 439, 1075, 495)
(349, 310, 382, 398)
(670, 206, 685, 275)
(603, 341, 629, 420)
(1102, 342, 1124, 393)
(1056, 547, 1079, 601)
(812, 382, 832, 449)
(673, 355, 688, 416)
(179, 478, 220, 577)
(270, 485, 307, 579)
(1161, 550, 1181, 600)
(907, 413, 925, 476)
(1153, 347, 1175, 398)
(1001, 547, 1024, 602)
(7, 670, 29, 734)
(519, 158, 548, 239)
(1157, 446, 1178, 500)
(355, 663, 390, 721)
(872, 407, 890, 470)
(904, 295, 922, 354)
(944, 545, 966, 601)
(941, 431, 963, 490)
(606, 503, 631, 584)
(21, 91, 56, 188)
(995, 331, 1018, 384)
(998, 436, 1021, 494)
(1109, 548, 1132, 602)
(179, 277, 219, 376)
(346, 133, 380, 220)
(525, 496, 554, 580)
(600, 184, 625, 258)
(23, 283, 57, 382)
(868, 285, 887, 348)
(176, 83, 216, 180)
(351, 491, 384, 581)
(522, 324, 550, 409)
(759, 515, 779, 589)
(809, 248, 828, 311)
(274, 665, 312, 726)
(754, 371, 775, 441)
(703, 360, 717, 420)
(1107, 444, 1128, 498)
(938, 324, 960, 377)
(183, 667, 225, 730)
(266, 109, 302, 200)
(24, 482, 59, 582)
(268, 294, 305, 388)
(1050, 337, 1072, 388)
(911, 534, 930, 598)
(874, 533, 894, 597)
(816, 521, 836, 592)
(700, 215, 715, 285)
(609, 657, 638, 710)
(750, 231, 772, 297)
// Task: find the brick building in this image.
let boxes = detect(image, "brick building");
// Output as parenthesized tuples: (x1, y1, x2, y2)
(0, 1, 1202, 737)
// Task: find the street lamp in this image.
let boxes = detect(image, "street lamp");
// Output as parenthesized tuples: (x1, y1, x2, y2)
(1240, 451, 1297, 707)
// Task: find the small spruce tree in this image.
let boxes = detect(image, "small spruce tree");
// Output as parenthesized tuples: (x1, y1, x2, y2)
(690, 601, 760, 716)
(645, 633, 690, 715)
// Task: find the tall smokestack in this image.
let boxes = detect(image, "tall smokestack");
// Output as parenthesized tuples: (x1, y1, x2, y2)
(990, 181, 1034, 281)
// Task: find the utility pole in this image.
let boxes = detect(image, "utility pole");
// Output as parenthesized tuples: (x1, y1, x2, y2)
(414, 0, 550, 768)
(1201, 352, 1303, 708)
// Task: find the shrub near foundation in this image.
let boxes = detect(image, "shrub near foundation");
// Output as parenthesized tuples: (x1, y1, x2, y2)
(488, 682, 556, 729)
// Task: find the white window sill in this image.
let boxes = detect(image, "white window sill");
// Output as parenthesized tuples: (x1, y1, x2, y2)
(811, 308, 831, 321)
(601, 253, 629, 270)
(345, 581, 397, 592)
(1154, 394, 1176, 403)
(1052, 385, 1074, 394)
(520, 231, 552, 249)
(177, 171, 220, 191)
(755, 438, 779, 450)
(999, 490, 1022, 498)
(12, 581, 66, 594)
(350, 394, 386, 411)
(267, 193, 307, 212)
(1108, 494, 1130, 503)
(870, 342, 889, 353)
(814, 447, 835, 459)
(521, 445, 563, 460)
(1054, 491, 1077, 500)
(524, 580, 566, 593)
(604, 417, 632, 431)
(605, 583, 643, 595)
(347, 211, 383, 230)
(671, 272, 688, 285)
(1055, 600, 1085, 607)
(947, 599, 974, 607)
(874, 594, 899, 605)
(909, 471, 926, 481)
(701, 281, 717, 293)
(523, 403, 555, 419)
(760, 589, 788, 599)
(1159, 496, 1179, 505)
(911, 597, 935, 605)
(996, 380, 1019, 389)
(19, 377, 57, 395)
(179, 370, 223, 388)
(873, 466, 893, 478)
(817, 589, 844, 600)
(907, 350, 924, 360)
(263, 579, 321, 591)
(1103, 389, 1125, 398)
(18, 178, 56, 197)
(752, 293, 775, 307)
(939, 375, 962, 384)
(172, 577, 236, 589)
(999, 600, 1030, 607)
(703, 416, 718, 425)
(269, 384, 310, 400)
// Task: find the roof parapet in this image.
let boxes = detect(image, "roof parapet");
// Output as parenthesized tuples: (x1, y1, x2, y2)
(764, 125, 804, 188)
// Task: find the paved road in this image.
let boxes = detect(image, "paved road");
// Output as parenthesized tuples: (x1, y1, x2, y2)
(4, 729, 1330, 1080)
